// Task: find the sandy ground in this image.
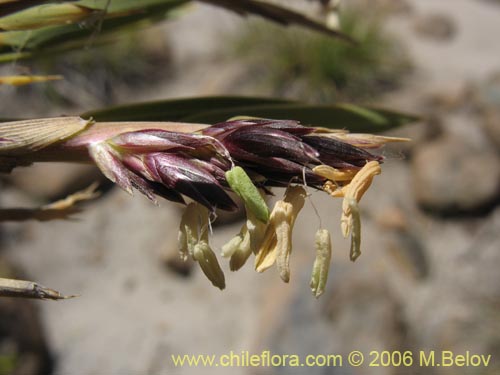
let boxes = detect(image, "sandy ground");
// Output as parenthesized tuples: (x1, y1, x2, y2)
(1, 1, 500, 374)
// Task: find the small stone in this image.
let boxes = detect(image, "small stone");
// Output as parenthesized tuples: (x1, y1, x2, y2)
(425, 80, 474, 110)
(386, 115, 442, 158)
(376, 206, 408, 231)
(412, 135, 500, 215)
(352, 0, 413, 15)
(413, 13, 457, 42)
(375, 0, 413, 15)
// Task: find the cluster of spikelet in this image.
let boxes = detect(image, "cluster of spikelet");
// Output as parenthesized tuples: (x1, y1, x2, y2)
(0, 116, 404, 297)
(83, 118, 400, 297)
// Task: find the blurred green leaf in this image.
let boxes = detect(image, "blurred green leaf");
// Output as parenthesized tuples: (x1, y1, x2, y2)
(82, 96, 293, 121)
(180, 102, 419, 132)
(82, 96, 418, 132)
(231, 7, 408, 103)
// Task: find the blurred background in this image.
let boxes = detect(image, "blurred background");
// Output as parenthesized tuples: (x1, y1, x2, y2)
(1, 0, 500, 374)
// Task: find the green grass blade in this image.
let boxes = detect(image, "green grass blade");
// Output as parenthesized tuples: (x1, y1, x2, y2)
(180, 103, 419, 132)
(82, 96, 418, 132)
(0, 1, 80, 18)
(0, 3, 93, 31)
(82, 96, 294, 121)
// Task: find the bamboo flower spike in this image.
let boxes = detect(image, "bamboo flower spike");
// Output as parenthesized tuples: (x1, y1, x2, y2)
(0, 116, 408, 297)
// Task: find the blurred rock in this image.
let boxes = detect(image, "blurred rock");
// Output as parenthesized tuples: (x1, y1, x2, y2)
(388, 115, 443, 158)
(374, 0, 414, 15)
(387, 231, 429, 280)
(424, 80, 474, 111)
(254, 269, 413, 375)
(449, 208, 500, 301)
(354, 0, 413, 15)
(412, 135, 500, 215)
(376, 206, 408, 231)
(413, 13, 457, 41)
(323, 277, 414, 374)
(376, 207, 429, 280)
